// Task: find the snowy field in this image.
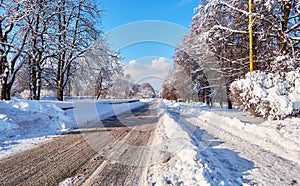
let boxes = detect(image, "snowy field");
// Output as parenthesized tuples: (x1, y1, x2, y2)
(0, 98, 150, 159)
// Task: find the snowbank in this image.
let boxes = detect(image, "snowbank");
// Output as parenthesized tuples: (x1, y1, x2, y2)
(148, 112, 210, 186)
(230, 71, 300, 119)
(0, 99, 72, 159)
(149, 101, 254, 185)
(0, 99, 72, 141)
(155, 100, 300, 185)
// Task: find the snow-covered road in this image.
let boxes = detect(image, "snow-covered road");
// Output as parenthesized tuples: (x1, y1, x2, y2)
(0, 100, 158, 186)
(1, 99, 299, 185)
(0, 99, 150, 159)
(185, 116, 299, 185)
(147, 100, 300, 186)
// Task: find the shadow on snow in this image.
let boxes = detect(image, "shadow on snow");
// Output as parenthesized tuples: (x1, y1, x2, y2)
(168, 110, 255, 185)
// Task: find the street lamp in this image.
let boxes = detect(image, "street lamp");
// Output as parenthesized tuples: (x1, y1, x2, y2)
(249, 0, 254, 73)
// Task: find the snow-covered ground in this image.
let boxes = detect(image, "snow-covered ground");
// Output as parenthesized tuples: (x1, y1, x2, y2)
(1, 98, 299, 185)
(164, 100, 300, 164)
(197, 110, 300, 165)
(0, 98, 150, 159)
(147, 109, 211, 185)
(148, 100, 300, 185)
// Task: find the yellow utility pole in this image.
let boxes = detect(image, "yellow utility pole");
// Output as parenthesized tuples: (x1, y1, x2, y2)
(249, 0, 254, 73)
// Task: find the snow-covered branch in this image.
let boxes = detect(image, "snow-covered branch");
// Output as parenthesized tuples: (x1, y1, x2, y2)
(210, 25, 248, 34)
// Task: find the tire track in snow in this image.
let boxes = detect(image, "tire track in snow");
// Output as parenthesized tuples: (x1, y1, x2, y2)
(185, 116, 300, 185)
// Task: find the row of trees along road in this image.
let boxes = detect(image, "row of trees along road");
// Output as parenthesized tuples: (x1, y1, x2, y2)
(0, 0, 122, 101)
(162, 0, 300, 108)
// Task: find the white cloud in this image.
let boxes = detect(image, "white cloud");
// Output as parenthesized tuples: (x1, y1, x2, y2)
(146, 57, 171, 70)
(129, 60, 137, 65)
(124, 57, 172, 89)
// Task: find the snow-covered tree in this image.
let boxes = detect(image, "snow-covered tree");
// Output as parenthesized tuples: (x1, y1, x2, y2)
(24, 0, 57, 100)
(108, 74, 133, 99)
(174, 0, 300, 108)
(160, 78, 180, 101)
(130, 83, 156, 99)
(192, 0, 300, 73)
(252, 0, 300, 71)
(161, 66, 199, 102)
(69, 39, 123, 98)
(1, 0, 104, 101)
(173, 47, 212, 105)
(0, 0, 32, 100)
(51, 0, 102, 101)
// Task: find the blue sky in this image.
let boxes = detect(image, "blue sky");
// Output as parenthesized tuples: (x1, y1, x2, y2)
(100, 0, 198, 32)
(98, 0, 199, 88)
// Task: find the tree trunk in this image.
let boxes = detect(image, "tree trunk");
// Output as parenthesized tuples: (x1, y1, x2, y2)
(1, 55, 9, 100)
(6, 83, 12, 100)
(1, 71, 9, 100)
(1, 78, 13, 100)
(56, 70, 64, 101)
(228, 100, 233, 109)
(226, 83, 232, 109)
(278, 1, 292, 55)
(30, 61, 37, 100)
(57, 87, 64, 101)
(96, 91, 101, 100)
(1, 83, 8, 100)
(37, 71, 42, 100)
(198, 90, 204, 103)
(204, 84, 211, 106)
